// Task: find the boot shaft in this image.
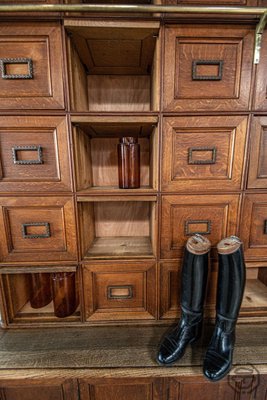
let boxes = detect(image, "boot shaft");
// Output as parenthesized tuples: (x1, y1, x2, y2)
(181, 234, 210, 313)
(216, 236, 246, 319)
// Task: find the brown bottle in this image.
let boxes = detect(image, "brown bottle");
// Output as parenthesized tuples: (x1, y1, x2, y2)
(51, 272, 78, 318)
(29, 273, 52, 309)
(117, 137, 140, 189)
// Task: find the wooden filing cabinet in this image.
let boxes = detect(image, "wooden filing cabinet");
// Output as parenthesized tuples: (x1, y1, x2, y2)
(0, 10, 265, 327)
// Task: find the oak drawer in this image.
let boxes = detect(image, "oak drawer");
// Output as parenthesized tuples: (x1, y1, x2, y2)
(160, 194, 240, 259)
(82, 261, 156, 322)
(247, 117, 267, 189)
(240, 194, 267, 261)
(162, 115, 247, 192)
(0, 116, 71, 193)
(163, 25, 254, 112)
(0, 197, 77, 263)
(0, 22, 64, 110)
(254, 30, 267, 110)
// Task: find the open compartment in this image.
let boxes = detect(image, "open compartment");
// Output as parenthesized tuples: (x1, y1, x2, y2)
(78, 196, 157, 259)
(206, 266, 267, 320)
(159, 262, 267, 322)
(241, 267, 267, 319)
(72, 116, 158, 194)
(65, 20, 160, 112)
(0, 267, 80, 326)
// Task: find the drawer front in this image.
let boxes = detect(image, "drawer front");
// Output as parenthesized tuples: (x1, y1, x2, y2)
(0, 197, 77, 262)
(0, 116, 71, 192)
(160, 194, 240, 259)
(82, 262, 156, 321)
(247, 117, 267, 189)
(162, 115, 247, 192)
(254, 30, 267, 110)
(79, 378, 162, 400)
(0, 23, 64, 110)
(240, 194, 267, 260)
(163, 25, 253, 112)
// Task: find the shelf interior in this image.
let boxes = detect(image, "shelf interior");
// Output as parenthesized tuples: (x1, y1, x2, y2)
(2, 272, 80, 324)
(65, 20, 160, 111)
(78, 199, 157, 259)
(72, 117, 158, 192)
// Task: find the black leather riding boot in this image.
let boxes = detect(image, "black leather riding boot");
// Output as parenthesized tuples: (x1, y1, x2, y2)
(203, 236, 246, 381)
(157, 234, 210, 365)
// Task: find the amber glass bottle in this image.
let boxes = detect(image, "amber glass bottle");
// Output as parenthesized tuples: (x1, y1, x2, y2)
(29, 273, 52, 309)
(51, 272, 77, 318)
(117, 137, 140, 189)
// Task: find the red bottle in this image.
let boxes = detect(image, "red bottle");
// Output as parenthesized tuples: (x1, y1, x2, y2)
(51, 272, 78, 318)
(117, 137, 140, 189)
(29, 273, 52, 309)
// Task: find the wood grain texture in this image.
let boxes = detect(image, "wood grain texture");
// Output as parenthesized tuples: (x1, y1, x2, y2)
(87, 75, 151, 112)
(84, 236, 153, 258)
(162, 115, 248, 192)
(0, 197, 77, 263)
(247, 116, 267, 189)
(0, 22, 65, 110)
(163, 24, 254, 112)
(253, 29, 267, 110)
(240, 194, 267, 261)
(160, 194, 240, 259)
(82, 261, 156, 321)
(0, 324, 266, 369)
(0, 116, 72, 193)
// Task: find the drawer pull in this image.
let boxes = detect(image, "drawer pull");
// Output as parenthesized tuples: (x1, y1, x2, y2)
(107, 285, 133, 300)
(12, 145, 43, 165)
(192, 60, 223, 81)
(185, 220, 212, 236)
(264, 220, 267, 234)
(0, 58, 33, 79)
(22, 222, 51, 239)
(188, 147, 217, 165)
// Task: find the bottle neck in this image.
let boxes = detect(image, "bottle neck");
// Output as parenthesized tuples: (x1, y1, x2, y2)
(119, 137, 138, 145)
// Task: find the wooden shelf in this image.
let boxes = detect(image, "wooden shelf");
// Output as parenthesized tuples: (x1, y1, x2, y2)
(84, 236, 154, 259)
(0, 325, 266, 369)
(78, 198, 157, 260)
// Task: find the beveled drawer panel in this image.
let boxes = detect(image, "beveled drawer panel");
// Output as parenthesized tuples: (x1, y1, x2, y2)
(0, 197, 77, 262)
(162, 116, 247, 192)
(247, 117, 267, 189)
(160, 194, 240, 259)
(82, 261, 156, 322)
(0, 116, 71, 192)
(163, 25, 254, 112)
(254, 30, 267, 110)
(240, 194, 267, 260)
(0, 23, 64, 110)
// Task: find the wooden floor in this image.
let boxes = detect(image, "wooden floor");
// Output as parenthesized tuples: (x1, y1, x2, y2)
(0, 324, 266, 372)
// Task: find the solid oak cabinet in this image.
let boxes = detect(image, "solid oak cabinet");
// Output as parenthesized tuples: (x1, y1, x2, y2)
(0, 14, 266, 326)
